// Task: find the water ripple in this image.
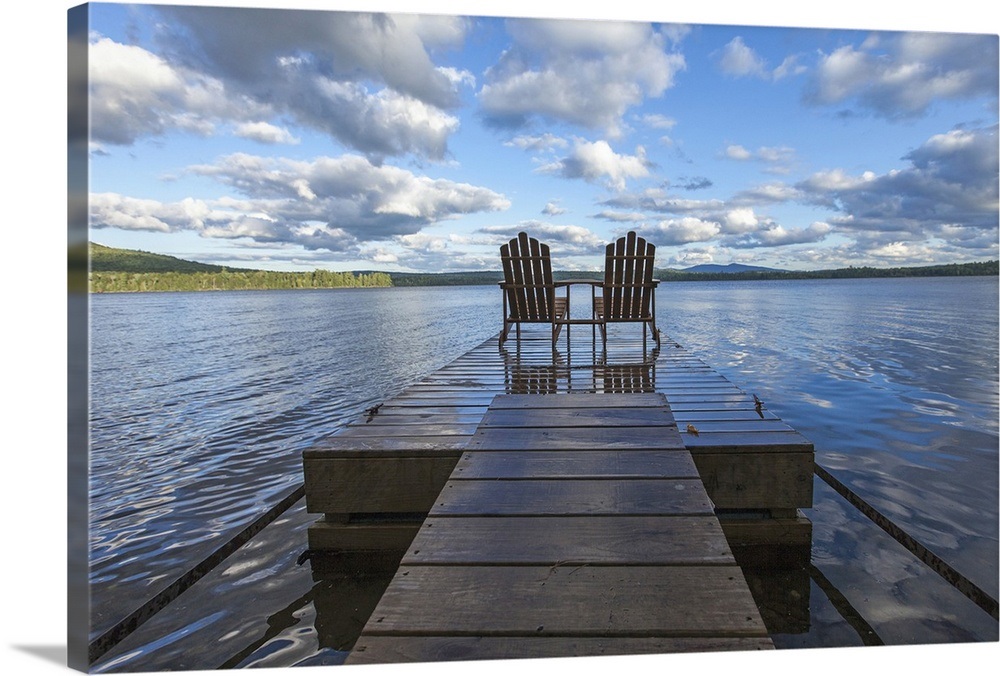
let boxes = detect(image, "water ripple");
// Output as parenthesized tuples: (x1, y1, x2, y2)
(88, 286, 498, 637)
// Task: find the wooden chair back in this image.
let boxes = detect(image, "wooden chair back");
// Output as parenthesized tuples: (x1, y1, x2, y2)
(500, 232, 556, 321)
(602, 231, 656, 320)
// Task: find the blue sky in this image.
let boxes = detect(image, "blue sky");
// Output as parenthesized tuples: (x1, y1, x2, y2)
(78, 1, 999, 273)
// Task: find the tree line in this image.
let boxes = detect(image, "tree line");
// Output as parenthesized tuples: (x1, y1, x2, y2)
(86, 242, 997, 292)
(654, 260, 999, 283)
(90, 269, 392, 293)
(386, 261, 998, 286)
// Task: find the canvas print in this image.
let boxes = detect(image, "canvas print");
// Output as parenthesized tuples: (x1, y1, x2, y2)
(67, 1, 998, 672)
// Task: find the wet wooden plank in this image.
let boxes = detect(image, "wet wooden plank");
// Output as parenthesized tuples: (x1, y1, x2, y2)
(359, 565, 767, 637)
(342, 423, 480, 437)
(672, 409, 779, 421)
(385, 394, 499, 405)
(347, 635, 773, 663)
(668, 400, 774, 412)
(466, 426, 683, 450)
(663, 393, 752, 403)
(402, 516, 734, 565)
(430, 478, 715, 516)
(452, 449, 699, 479)
(674, 420, 792, 433)
(375, 406, 489, 416)
(479, 407, 677, 428)
(682, 430, 813, 452)
(353, 413, 487, 425)
(379, 398, 492, 409)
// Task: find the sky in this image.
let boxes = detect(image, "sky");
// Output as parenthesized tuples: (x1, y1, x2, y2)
(77, 2, 999, 274)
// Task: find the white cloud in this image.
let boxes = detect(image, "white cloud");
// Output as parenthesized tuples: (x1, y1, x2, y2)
(479, 18, 685, 137)
(867, 241, 937, 261)
(542, 201, 568, 216)
(640, 114, 677, 130)
(800, 168, 877, 192)
(541, 139, 651, 191)
(90, 8, 472, 159)
(718, 37, 768, 78)
(92, 153, 510, 248)
(725, 144, 752, 160)
(160, 7, 465, 110)
(757, 146, 795, 163)
(799, 125, 998, 238)
(722, 207, 759, 233)
(438, 66, 476, 88)
(773, 55, 807, 80)
(724, 144, 795, 171)
(718, 37, 806, 81)
(593, 210, 646, 223)
(807, 32, 999, 117)
(88, 36, 264, 145)
(234, 122, 300, 145)
(731, 221, 832, 248)
(663, 247, 720, 268)
(638, 218, 722, 245)
(735, 182, 805, 204)
(479, 222, 605, 254)
(505, 133, 568, 152)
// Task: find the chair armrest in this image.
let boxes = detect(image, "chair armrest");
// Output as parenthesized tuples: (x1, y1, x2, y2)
(556, 278, 604, 286)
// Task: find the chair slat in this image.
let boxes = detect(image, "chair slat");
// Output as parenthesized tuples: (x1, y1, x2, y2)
(623, 231, 638, 319)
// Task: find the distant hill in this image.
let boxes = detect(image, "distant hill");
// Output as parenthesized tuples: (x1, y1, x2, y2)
(678, 263, 784, 274)
(90, 242, 232, 273)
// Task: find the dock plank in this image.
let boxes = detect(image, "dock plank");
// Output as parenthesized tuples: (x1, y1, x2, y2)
(402, 516, 734, 565)
(348, 636, 773, 663)
(359, 565, 766, 637)
(452, 449, 699, 479)
(431, 478, 715, 516)
(478, 407, 677, 428)
(467, 426, 684, 450)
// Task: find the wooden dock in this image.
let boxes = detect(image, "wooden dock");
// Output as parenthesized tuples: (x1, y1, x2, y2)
(345, 392, 772, 663)
(301, 330, 815, 661)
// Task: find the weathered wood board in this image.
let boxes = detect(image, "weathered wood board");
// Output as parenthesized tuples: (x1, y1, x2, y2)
(348, 635, 773, 664)
(452, 449, 699, 479)
(431, 478, 715, 516)
(402, 515, 734, 565)
(355, 564, 766, 637)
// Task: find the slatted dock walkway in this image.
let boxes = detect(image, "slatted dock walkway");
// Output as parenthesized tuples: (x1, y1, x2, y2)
(302, 329, 815, 661)
(345, 392, 772, 663)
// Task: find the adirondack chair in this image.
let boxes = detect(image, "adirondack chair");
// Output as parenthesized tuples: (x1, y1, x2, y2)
(498, 232, 569, 349)
(594, 231, 661, 351)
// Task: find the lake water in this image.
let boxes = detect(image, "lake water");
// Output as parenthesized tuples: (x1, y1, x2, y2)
(87, 276, 999, 666)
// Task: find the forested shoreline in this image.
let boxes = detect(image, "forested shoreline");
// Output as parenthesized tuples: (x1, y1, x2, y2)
(89, 269, 393, 293)
(84, 242, 998, 292)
